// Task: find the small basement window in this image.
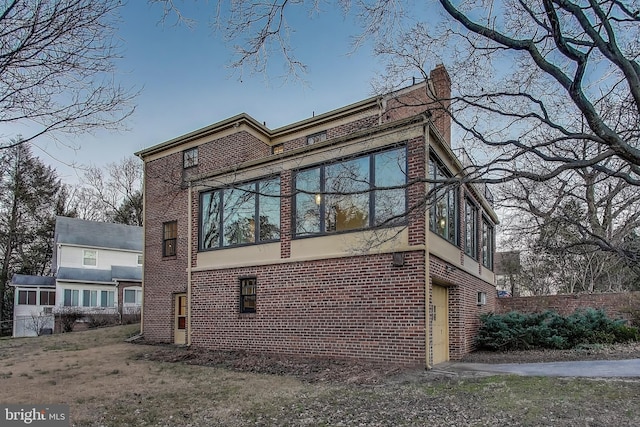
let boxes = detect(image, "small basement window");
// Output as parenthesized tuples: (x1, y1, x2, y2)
(240, 277, 256, 313)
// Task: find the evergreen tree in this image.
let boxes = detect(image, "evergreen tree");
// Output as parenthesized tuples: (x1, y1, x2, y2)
(0, 142, 65, 322)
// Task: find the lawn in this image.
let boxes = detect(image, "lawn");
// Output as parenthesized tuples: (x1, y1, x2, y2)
(0, 325, 638, 426)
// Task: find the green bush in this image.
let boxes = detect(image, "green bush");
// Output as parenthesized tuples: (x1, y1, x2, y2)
(476, 308, 639, 351)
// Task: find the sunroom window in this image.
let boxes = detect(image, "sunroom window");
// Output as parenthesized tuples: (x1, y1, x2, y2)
(200, 177, 280, 250)
(429, 153, 458, 245)
(294, 146, 407, 236)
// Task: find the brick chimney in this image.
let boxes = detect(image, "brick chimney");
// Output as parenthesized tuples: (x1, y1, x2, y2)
(429, 64, 452, 146)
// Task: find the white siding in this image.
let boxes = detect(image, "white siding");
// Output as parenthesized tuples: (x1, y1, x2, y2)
(58, 245, 141, 270)
(56, 282, 119, 313)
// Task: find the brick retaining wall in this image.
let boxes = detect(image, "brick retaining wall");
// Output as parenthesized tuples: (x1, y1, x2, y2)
(496, 292, 640, 325)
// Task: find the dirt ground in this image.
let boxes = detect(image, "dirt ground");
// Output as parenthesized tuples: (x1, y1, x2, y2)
(2, 326, 640, 426)
(141, 339, 640, 383)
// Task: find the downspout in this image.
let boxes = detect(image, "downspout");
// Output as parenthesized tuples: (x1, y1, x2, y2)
(139, 166, 146, 335)
(424, 120, 433, 370)
(187, 181, 193, 346)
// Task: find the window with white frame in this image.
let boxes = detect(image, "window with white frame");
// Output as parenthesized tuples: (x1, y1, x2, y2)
(124, 288, 142, 304)
(40, 291, 56, 306)
(101, 290, 115, 307)
(83, 250, 97, 267)
(63, 289, 79, 306)
(18, 290, 37, 305)
(82, 290, 99, 307)
(137, 254, 143, 265)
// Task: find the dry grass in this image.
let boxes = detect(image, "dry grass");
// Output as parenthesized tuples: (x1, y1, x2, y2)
(1, 325, 640, 426)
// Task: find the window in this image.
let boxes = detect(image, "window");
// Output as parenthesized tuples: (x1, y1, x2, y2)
(163, 221, 177, 257)
(183, 147, 198, 168)
(464, 197, 478, 259)
(83, 290, 98, 307)
(124, 289, 142, 304)
(101, 291, 115, 307)
(429, 153, 458, 245)
(294, 146, 407, 236)
(477, 292, 487, 305)
(137, 254, 143, 265)
(200, 177, 280, 250)
(482, 218, 495, 269)
(40, 291, 56, 306)
(83, 250, 97, 267)
(18, 290, 37, 305)
(306, 131, 327, 145)
(271, 144, 284, 155)
(240, 278, 256, 313)
(63, 289, 79, 306)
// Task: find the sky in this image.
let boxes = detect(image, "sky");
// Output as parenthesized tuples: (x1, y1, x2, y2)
(35, 2, 390, 184)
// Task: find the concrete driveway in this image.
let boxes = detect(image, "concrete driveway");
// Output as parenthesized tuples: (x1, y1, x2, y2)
(445, 358, 640, 377)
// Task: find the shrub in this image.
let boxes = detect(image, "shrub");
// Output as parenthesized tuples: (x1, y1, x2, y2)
(85, 313, 119, 329)
(477, 308, 640, 351)
(57, 308, 84, 333)
(121, 306, 141, 325)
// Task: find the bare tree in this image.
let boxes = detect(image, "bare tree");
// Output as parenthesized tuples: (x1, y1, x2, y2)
(0, 0, 136, 150)
(69, 157, 143, 226)
(150, 0, 640, 265)
(25, 311, 53, 336)
(148, 2, 639, 184)
(498, 151, 640, 292)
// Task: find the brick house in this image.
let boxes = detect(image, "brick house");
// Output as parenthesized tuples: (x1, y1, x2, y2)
(136, 65, 498, 367)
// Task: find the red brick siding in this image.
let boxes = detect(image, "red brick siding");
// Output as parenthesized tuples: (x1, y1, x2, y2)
(141, 78, 498, 364)
(429, 255, 495, 360)
(407, 136, 426, 246)
(143, 153, 189, 342)
(190, 252, 427, 366)
(284, 114, 380, 151)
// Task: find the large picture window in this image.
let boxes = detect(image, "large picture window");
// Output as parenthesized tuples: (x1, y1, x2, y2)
(429, 153, 458, 245)
(200, 177, 280, 250)
(294, 146, 407, 236)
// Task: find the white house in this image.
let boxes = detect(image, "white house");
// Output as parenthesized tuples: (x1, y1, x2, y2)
(10, 216, 143, 337)
(10, 275, 57, 337)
